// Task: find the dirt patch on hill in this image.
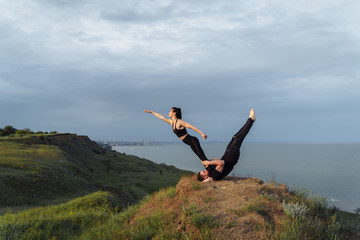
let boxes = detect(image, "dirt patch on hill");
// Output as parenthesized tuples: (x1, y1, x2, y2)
(176, 175, 289, 239)
(132, 175, 292, 240)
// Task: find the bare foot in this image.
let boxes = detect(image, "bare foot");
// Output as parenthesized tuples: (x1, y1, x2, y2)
(249, 108, 256, 121)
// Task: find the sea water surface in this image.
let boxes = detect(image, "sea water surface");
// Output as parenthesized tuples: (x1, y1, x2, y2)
(113, 142, 360, 213)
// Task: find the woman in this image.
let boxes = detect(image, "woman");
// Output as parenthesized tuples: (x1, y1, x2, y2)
(144, 107, 208, 161)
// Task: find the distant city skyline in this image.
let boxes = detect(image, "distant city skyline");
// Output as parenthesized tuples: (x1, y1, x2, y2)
(1, 0, 360, 143)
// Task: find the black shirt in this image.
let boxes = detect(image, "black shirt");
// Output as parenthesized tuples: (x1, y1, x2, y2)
(206, 160, 236, 181)
(206, 165, 224, 180)
(172, 119, 188, 138)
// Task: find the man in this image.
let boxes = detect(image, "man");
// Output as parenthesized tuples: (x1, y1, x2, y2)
(197, 109, 256, 182)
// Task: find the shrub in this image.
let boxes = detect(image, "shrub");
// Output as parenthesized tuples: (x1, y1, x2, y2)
(15, 129, 26, 134)
(4, 126, 16, 135)
(355, 208, 360, 215)
(308, 215, 341, 240)
(290, 185, 310, 201)
(306, 195, 329, 216)
(282, 200, 309, 219)
(290, 185, 329, 217)
(261, 193, 277, 202)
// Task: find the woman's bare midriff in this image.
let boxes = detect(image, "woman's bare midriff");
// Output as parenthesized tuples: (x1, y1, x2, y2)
(179, 134, 188, 141)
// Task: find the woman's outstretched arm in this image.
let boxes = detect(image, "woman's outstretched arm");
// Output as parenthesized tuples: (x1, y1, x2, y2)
(180, 120, 208, 140)
(144, 110, 171, 124)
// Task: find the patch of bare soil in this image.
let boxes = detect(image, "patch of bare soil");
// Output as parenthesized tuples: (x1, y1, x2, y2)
(134, 175, 292, 240)
(177, 176, 290, 240)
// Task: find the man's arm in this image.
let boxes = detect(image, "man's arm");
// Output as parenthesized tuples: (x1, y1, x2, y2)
(202, 177, 213, 183)
(202, 159, 224, 172)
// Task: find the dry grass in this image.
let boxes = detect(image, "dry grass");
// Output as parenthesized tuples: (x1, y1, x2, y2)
(116, 175, 292, 240)
(101, 175, 351, 240)
(4, 173, 357, 239)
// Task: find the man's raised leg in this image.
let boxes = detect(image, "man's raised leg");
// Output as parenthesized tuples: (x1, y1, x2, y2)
(221, 109, 255, 163)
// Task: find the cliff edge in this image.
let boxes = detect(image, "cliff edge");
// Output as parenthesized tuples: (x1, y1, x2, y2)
(79, 175, 360, 240)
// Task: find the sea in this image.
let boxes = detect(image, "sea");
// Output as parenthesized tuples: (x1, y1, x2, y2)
(112, 142, 360, 213)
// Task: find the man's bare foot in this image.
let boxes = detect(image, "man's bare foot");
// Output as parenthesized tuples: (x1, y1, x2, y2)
(249, 108, 256, 122)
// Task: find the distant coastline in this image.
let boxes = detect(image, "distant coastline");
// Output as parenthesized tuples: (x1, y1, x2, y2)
(96, 140, 228, 147)
(96, 140, 177, 147)
(99, 140, 360, 147)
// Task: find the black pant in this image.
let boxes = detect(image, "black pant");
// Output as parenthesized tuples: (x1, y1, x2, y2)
(221, 118, 254, 166)
(183, 134, 207, 160)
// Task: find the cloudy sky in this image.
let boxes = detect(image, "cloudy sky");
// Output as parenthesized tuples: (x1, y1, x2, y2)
(1, 0, 359, 142)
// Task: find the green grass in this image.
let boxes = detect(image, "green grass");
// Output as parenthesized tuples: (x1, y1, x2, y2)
(0, 134, 192, 209)
(77, 187, 184, 240)
(0, 133, 53, 140)
(289, 185, 330, 217)
(0, 141, 68, 170)
(270, 215, 341, 240)
(0, 140, 88, 206)
(0, 134, 192, 239)
(230, 198, 269, 216)
(268, 185, 356, 240)
(190, 213, 218, 240)
(182, 204, 199, 217)
(335, 210, 360, 239)
(202, 196, 216, 203)
(0, 191, 121, 240)
(181, 203, 219, 240)
(191, 182, 201, 191)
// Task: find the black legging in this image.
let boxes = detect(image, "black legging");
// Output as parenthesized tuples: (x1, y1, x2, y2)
(220, 118, 254, 176)
(182, 134, 207, 160)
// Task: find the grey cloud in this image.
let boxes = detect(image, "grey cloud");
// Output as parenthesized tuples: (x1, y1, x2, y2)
(101, 4, 176, 22)
(34, 0, 88, 8)
(1, 0, 360, 142)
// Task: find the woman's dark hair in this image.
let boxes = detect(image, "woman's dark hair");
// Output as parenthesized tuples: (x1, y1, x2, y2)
(171, 107, 182, 119)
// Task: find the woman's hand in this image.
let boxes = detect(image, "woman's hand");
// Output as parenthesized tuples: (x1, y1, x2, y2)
(201, 160, 212, 167)
(144, 110, 152, 113)
(201, 133, 208, 140)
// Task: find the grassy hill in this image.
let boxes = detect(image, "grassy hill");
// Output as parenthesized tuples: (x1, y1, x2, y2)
(1, 134, 359, 239)
(77, 176, 358, 240)
(0, 133, 192, 211)
(1, 175, 359, 239)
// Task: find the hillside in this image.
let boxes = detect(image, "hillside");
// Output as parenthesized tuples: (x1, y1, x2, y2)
(1, 134, 359, 239)
(0, 133, 192, 211)
(78, 175, 360, 240)
(3, 175, 358, 239)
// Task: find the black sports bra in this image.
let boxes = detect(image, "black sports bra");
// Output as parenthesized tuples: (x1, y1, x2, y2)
(172, 119, 188, 138)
